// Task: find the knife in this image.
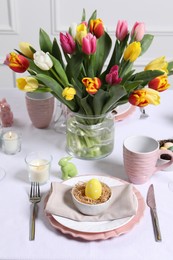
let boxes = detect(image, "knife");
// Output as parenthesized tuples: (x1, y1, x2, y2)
(146, 184, 162, 242)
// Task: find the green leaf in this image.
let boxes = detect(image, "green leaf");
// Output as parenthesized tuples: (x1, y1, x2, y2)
(124, 80, 143, 93)
(79, 95, 94, 115)
(140, 34, 154, 56)
(93, 31, 112, 76)
(92, 89, 110, 115)
(50, 55, 69, 85)
(39, 28, 52, 54)
(168, 61, 173, 71)
(81, 8, 86, 21)
(121, 69, 135, 84)
(133, 70, 164, 82)
(66, 52, 83, 81)
(102, 85, 127, 113)
(88, 10, 97, 25)
(52, 38, 65, 68)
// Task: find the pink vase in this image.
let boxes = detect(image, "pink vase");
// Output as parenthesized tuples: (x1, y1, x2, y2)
(25, 92, 54, 129)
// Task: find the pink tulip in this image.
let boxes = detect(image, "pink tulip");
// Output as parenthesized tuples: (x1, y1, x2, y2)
(60, 32, 76, 54)
(105, 65, 122, 85)
(116, 20, 128, 41)
(131, 22, 145, 41)
(82, 33, 96, 55)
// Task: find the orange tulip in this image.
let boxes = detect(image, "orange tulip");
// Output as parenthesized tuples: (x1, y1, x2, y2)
(90, 18, 104, 38)
(4, 52, 29, 73)
(128, 88, 160, 107)
(82, 77, 101, 94)
(148, 75, 170, 92)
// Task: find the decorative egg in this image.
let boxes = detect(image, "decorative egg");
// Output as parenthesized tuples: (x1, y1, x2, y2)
(164, 142, 173, 149)
(85, 178, 102, 200)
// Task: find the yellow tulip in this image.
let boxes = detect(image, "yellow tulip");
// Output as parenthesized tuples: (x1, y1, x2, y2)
(19, 42, 34, 59)
(144, 56, 168, 74)
(62, 87, 76, 100)
(123, 42, 141, 62)
(75, 23, 87, 45)
(16, 77, 38, 92)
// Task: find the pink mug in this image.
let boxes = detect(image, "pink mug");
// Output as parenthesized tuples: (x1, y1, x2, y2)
(123, 135, 173, 184)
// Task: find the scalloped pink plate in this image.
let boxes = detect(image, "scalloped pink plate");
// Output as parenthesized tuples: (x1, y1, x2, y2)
(44, 176, 145, 240)
(114, 104, 136, 121)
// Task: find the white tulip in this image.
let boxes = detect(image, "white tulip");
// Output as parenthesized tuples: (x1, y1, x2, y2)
(33, 50, 53, 70)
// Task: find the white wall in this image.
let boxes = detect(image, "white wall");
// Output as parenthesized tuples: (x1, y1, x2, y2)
(0, 0, 173, 88)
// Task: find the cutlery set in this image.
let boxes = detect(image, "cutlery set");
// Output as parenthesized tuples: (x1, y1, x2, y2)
(28, 182, 161, 242)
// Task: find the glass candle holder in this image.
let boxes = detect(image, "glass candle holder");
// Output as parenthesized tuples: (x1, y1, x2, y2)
(25, 151, 52, 184)
(1, 130, 21, 155)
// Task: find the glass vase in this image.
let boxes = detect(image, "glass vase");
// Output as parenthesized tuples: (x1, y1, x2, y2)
(66, 113, 115, 160)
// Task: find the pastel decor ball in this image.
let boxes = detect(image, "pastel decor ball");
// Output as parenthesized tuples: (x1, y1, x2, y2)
(85, 178, 102, 200)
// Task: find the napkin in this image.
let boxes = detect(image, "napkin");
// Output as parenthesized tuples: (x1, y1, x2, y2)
(45, 182, 137, 222)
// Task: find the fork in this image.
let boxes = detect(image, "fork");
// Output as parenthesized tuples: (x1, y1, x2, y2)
(29, 182, 41, 241)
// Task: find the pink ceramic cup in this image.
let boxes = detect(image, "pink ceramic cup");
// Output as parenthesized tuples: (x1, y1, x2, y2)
(25, 92, 54, 129)
(123, 135, 173, 184)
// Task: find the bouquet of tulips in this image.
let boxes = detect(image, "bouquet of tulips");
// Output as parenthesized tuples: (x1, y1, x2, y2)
(4, 9, 173, 117)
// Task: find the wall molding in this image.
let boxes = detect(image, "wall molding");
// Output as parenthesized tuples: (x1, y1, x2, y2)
(51, 0, 173, 37)
(0, 0, 18, 35)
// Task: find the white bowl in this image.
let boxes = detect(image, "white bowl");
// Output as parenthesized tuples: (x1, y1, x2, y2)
(71, 187, 112, 216)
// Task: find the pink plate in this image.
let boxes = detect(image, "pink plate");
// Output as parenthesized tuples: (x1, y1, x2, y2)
(44, 177, 145, 241)
(114, 104, 136, 121)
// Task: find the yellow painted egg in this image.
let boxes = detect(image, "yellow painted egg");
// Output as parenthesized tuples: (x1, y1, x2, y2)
(85, 178, 102, 200)
(164, 142, 173, 149)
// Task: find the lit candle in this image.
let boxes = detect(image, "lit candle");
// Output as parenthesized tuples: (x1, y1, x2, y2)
(28, 159, 50, 184)
(2, 131, 21, 154)
(25, 152, 52, 184)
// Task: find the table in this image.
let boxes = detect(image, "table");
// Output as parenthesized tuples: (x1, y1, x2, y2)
(1, 88, 173, 260)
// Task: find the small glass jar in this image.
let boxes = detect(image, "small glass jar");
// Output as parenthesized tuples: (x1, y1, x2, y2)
(66, 113, 115, 160)
(25, 151, 52, 184)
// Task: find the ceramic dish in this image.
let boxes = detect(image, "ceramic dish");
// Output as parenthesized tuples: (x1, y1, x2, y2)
(113, 103, 136, 121)
(45, 175, 145, 240)
(52, 176, 138, 233)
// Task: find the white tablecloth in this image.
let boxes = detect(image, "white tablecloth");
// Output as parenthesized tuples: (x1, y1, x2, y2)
(1, 89, 173, 260)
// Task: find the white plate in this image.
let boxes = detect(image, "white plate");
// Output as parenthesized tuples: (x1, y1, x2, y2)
(52, 175, 138, 233)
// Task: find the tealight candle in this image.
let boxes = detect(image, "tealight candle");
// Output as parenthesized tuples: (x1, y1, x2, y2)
(2, 130, 21, 154)
(25, 152, 52, 184)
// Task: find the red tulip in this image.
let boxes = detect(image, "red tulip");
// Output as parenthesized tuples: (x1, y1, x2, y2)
(90, 18, 104, 38)
(4, 52, 29, 73)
